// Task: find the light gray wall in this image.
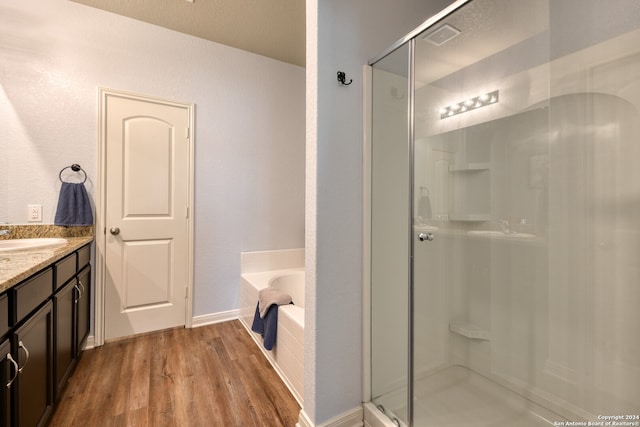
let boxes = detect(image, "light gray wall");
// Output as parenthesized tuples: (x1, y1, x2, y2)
(305, 0, 455, 424)
(0, 0, 305, 317)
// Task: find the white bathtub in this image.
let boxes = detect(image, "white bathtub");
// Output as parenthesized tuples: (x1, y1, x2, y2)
(240, 267, 305, 406)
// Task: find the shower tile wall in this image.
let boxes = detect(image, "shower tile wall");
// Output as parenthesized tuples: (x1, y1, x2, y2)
(412, 29, 640, 420)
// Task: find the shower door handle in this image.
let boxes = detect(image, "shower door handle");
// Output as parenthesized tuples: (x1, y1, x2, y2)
(418, 232, 434, 242)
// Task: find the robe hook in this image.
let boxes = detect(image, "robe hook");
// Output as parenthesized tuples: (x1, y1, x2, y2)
(337, 71, 352, 86)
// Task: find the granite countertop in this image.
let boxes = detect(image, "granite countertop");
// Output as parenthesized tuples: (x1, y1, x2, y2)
(0, 225, 94, 293)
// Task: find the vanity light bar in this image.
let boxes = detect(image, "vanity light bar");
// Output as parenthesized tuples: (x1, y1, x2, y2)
(440, 90, 499, 119)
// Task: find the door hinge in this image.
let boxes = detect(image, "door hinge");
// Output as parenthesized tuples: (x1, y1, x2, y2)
(185, 206, 189, 218)
(186, 127, 190, 139)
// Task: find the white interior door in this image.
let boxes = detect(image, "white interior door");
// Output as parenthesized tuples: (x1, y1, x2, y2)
(102, 91, 192, 341)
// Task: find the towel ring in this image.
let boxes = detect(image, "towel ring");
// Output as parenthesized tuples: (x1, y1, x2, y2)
(59, 164, 87, 184)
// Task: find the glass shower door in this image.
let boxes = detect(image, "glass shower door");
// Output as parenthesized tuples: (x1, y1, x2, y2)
(412, 0, 554, 423)
(370, 0, 640, 425)
(370, 43, 411, 425)
(410, 0, 640, 425)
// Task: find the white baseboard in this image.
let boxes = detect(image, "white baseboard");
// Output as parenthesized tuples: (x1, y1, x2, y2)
(297, 406, 363, 427)
(84, 309, 239, 348)
(191, 309, 239, 328)
(83, 335, 96, 350)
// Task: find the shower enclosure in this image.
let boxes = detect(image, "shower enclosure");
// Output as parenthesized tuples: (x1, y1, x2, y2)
(367, 0, 640, 426)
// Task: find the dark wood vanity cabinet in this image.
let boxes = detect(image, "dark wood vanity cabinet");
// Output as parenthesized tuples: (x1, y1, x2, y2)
(3, 268, 55, 427)
(0, 242, 91, 427)
(53, 248, 91, 402)
(14, 302, 54, 427)
(1, 338, 11, 427)
(76, 265, 91, 355)
(53, 280, 75, 401)
(1, 293, 12, 427)
(0, 294, 8, 339)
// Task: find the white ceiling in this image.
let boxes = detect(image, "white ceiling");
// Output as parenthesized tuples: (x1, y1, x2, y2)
(371, 0, 549, 86)
(70, 0, 306, 67)
(415, 0, 549, 86)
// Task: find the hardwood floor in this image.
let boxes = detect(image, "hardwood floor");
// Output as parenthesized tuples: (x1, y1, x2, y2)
(49, 320, 301, 427)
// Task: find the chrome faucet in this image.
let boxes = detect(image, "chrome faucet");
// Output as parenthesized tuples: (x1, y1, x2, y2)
(499, 219, 512, 234)
(0, 222, 10, 236)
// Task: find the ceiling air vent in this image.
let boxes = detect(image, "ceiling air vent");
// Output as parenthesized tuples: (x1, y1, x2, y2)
(423, 24, 461, 46)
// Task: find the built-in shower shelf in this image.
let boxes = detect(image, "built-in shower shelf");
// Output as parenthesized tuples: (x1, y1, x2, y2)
(449, 163, 490, 172)
(449, 214, 491, 221)
(449, 322, 491, 340)
(449, 161, 491, 221)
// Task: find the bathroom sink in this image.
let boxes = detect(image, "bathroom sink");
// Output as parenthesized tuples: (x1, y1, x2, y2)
(0, 238, 68, 252)
(510, 233, 536, 238)
(467, 230, 535, 239)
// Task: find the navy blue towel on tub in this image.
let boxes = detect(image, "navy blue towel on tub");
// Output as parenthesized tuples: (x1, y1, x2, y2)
(251, 303, 279, 350)
(54, 182, 94, 226)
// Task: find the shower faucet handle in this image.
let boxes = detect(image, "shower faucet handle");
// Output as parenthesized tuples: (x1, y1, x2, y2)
(418, 232, 435, 242)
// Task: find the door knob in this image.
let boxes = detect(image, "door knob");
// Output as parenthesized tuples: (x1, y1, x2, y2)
(110, 227, 120, 235)
(418, 232, 434, 242)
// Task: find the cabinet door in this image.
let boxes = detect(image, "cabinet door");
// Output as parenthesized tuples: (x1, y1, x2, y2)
(14, 301, 53, 427)
(54, 280, 76, 402)
(0, 293, 8, 338)
(0, 339, 12, 427)
(76, 266, 91, 355)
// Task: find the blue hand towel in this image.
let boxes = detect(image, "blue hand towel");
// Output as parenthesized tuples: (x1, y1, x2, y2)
(251, 303, 279, 350)
(54, 182, 94, 226)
